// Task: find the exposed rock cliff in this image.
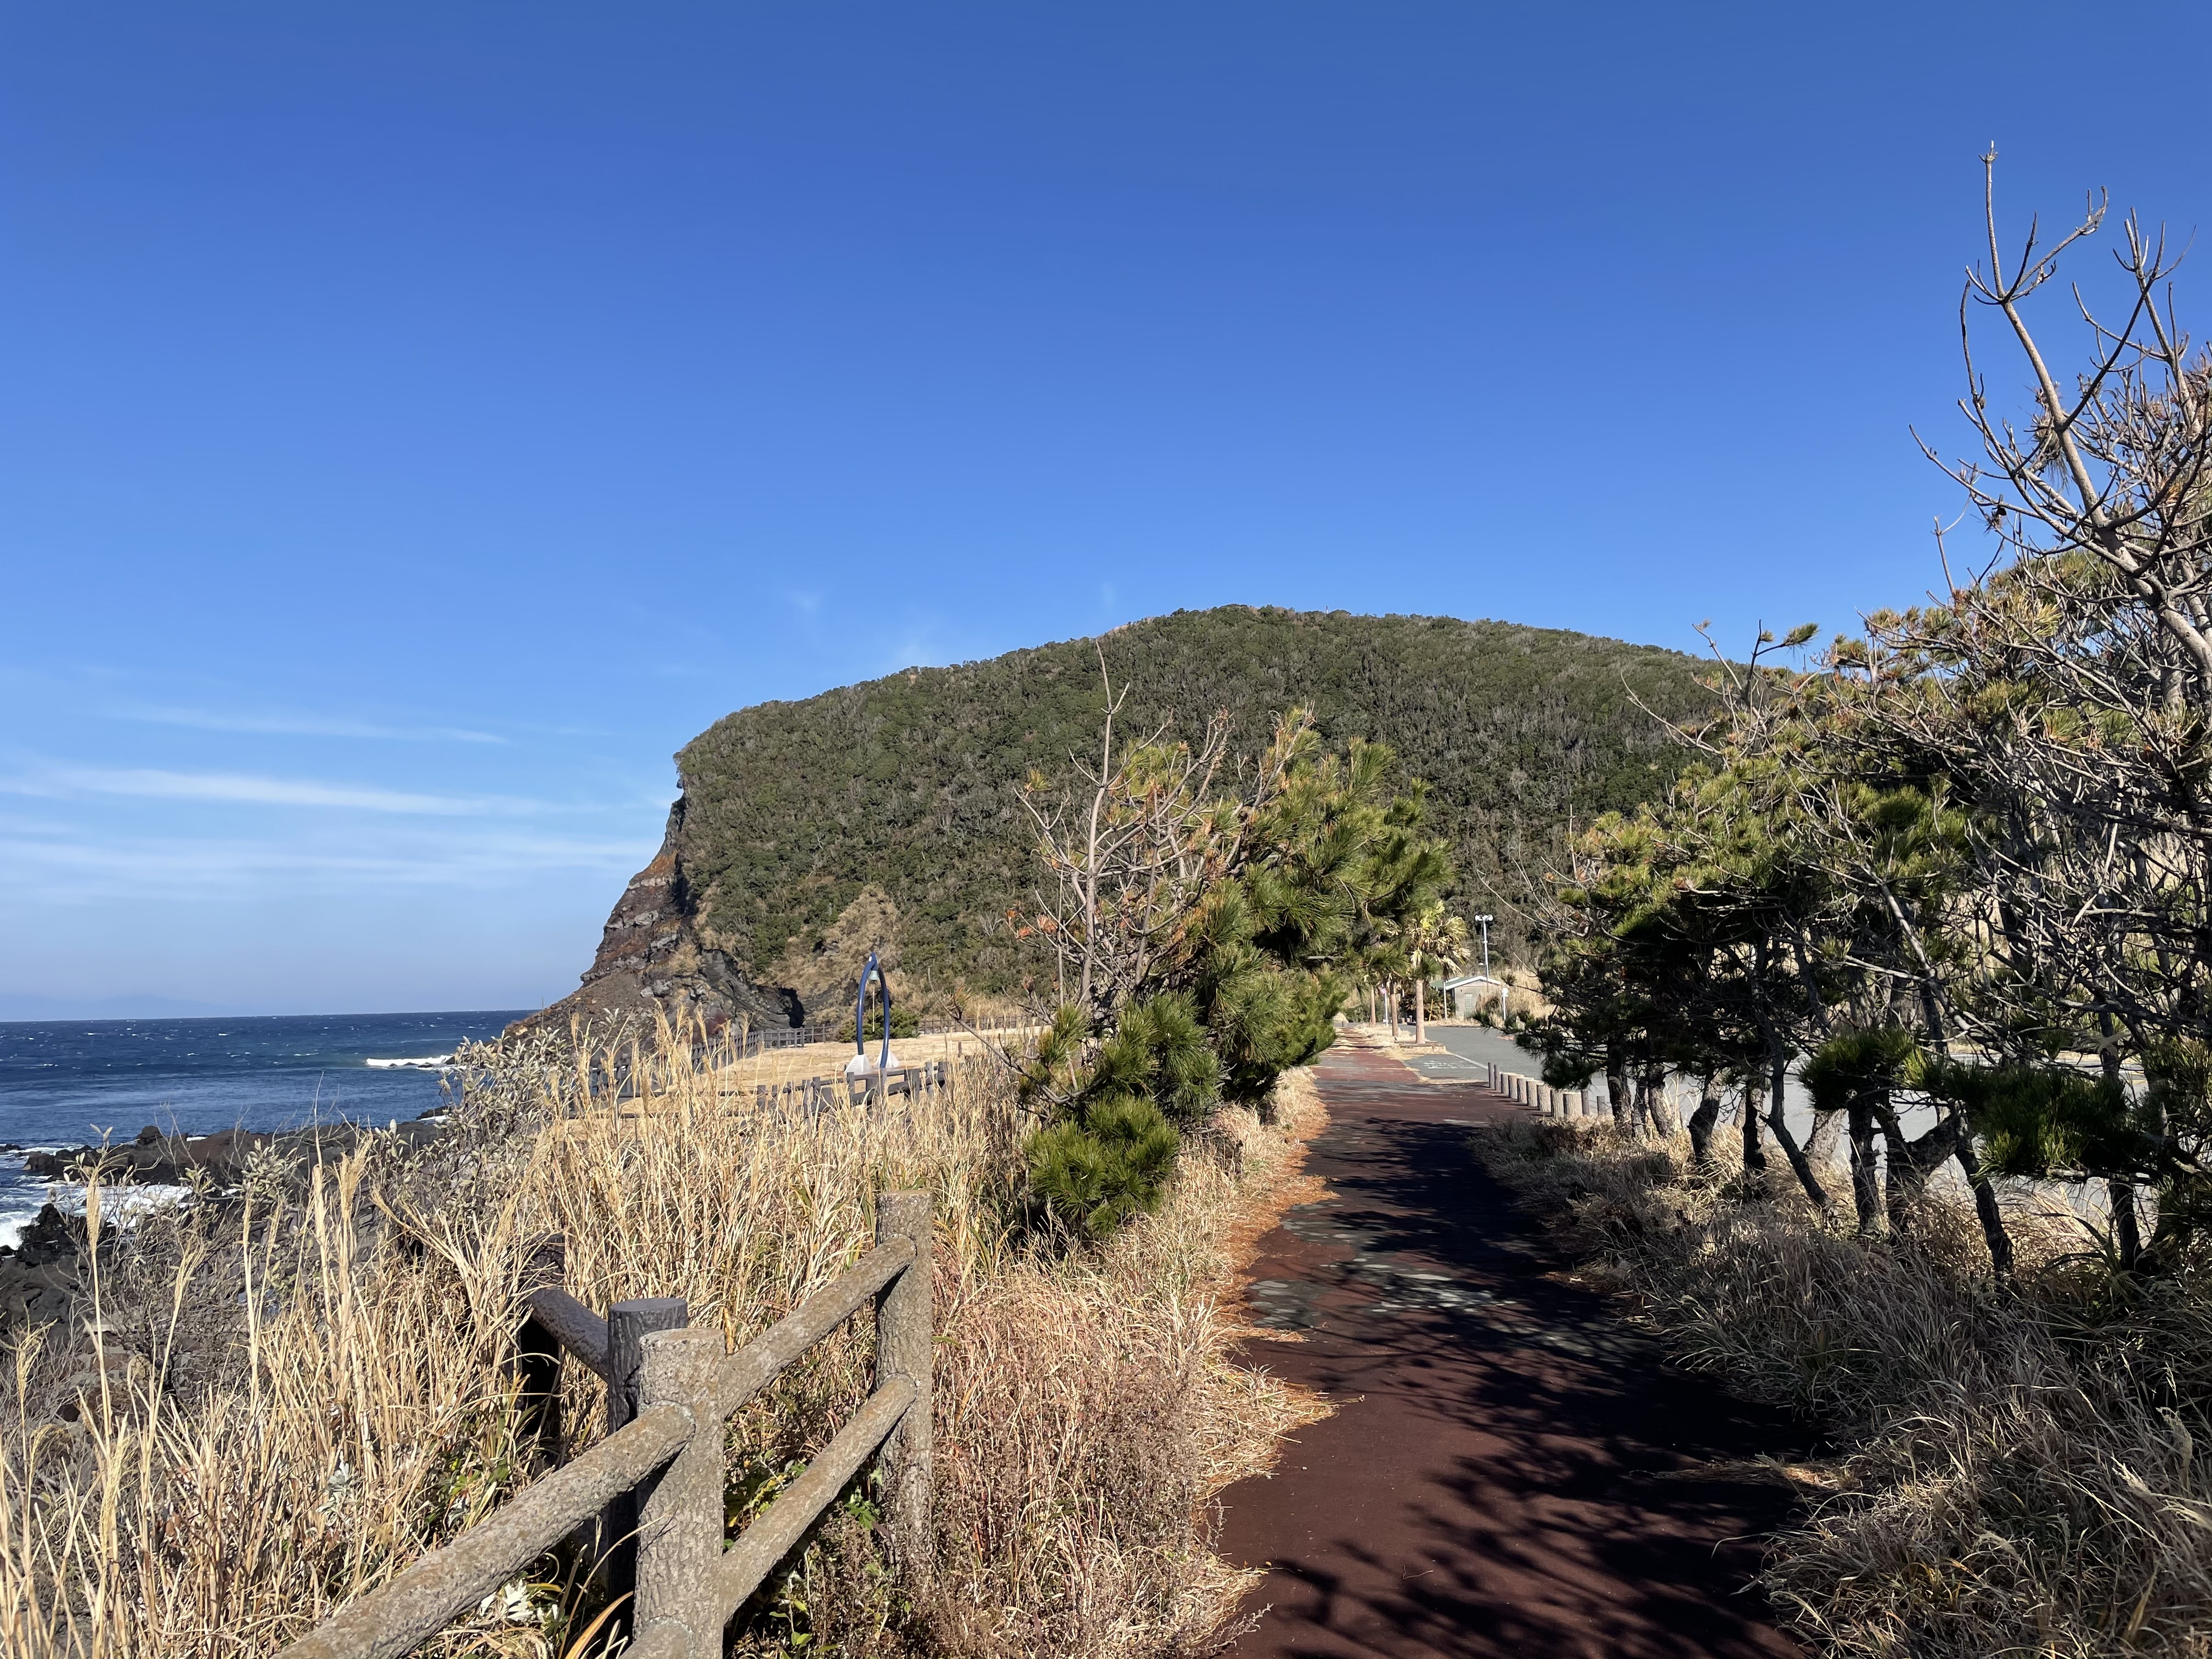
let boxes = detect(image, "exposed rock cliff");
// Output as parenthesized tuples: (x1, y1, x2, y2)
(514, 799, 804, 1038)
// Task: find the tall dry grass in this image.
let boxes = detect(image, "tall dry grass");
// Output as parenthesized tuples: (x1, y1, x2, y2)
(1477, 1115, 2212, 1658)
(0, 1024, 1324, 1659)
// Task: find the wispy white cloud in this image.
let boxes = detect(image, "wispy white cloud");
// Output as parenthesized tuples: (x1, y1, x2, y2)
(0, 827, 654, 898)
(115, 704, 506, 744)
(877, 614, 960, 674)
(1, 766, 543, 816)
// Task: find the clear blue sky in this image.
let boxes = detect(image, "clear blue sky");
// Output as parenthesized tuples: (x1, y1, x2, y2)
(5, 3, 2208, 1017)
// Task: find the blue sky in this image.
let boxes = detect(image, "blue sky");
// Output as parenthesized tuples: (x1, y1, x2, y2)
(5, 3, 2209, 1017)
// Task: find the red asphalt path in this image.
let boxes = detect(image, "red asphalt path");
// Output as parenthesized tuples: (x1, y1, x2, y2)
(1217, 1039, 1804, 1659)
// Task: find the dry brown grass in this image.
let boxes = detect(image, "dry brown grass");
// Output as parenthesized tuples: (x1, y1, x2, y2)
(0, 1025, 1327, 1659)
(1476, 1115, 2212, 1659)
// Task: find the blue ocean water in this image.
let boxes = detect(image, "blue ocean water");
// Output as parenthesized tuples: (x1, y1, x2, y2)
(0, 1010, 529, 1246)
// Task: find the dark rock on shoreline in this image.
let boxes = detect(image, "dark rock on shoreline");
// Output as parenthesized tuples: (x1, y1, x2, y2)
(19, 1115, 448, 1190)
(0, 1113, 453, 1339)
(0, 1205, 86, 1331)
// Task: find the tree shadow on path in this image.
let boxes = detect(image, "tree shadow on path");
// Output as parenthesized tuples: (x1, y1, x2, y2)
(1218, 1045, 1809, 1659)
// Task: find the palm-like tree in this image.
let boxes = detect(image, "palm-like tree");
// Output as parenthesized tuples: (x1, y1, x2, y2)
(1398, 902, 1470, 1043)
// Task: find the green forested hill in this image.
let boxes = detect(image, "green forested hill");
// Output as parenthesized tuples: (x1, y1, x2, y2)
(661, 607, 1711, 1009)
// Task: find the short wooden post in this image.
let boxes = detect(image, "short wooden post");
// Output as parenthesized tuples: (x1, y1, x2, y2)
(874, 1192, 934, 1586)
(514, 1233, 567, 1473)
(635, 1327, 726, 1657)
(603, 1296, 689, 1611)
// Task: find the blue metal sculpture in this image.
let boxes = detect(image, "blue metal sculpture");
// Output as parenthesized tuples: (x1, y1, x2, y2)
(855, 950, 892, 1073)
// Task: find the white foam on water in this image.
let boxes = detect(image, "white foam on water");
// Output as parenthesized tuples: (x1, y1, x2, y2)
(0, 1154, 44, 1251)
(49, 1183, 195, 1228)
(0, 1160, 195, 1251)
(0, 1203, 43, 1252)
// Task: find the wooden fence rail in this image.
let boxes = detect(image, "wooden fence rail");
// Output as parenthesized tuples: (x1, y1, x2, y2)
(748, 1059, 952, 1118)
(275, 1193, 935, 1659)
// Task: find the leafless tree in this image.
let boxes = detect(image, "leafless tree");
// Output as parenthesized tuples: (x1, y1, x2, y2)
(1015, 650, 1310, 1024)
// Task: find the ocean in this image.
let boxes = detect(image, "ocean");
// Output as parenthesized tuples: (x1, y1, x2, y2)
(0, 1009, 531, 1248)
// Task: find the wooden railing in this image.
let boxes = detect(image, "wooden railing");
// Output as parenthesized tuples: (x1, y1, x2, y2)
(751, 1059, 952, 1117)
(733, 1018, 982, 1056)
(739, 1020, 845, 1053)
(275, 1194, 935, 1659)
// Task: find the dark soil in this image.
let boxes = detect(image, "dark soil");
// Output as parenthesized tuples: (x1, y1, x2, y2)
(1217, 1039, 1806, 1658)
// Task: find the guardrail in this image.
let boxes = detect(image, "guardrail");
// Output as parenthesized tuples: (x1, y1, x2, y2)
(276, 1193, 935, 1659)
(1485, 1063, 1599, 1120)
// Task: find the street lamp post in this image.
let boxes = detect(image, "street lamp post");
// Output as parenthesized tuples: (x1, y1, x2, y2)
(1472, 914, 1499, 1025)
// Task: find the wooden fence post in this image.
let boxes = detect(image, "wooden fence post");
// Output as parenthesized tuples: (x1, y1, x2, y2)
(874, 1192, 934, 1587)
(604, 1296, 689, 1611)
(515, 1234, 567, 1474)
(635, 1327, 726, 1657)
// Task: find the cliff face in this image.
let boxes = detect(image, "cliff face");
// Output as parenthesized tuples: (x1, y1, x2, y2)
(516, 799, 803, 1037)
(535, 606, 1713, 1034)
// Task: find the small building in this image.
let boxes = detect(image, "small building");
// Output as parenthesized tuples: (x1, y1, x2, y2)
(1441, 973, 1510, 1022)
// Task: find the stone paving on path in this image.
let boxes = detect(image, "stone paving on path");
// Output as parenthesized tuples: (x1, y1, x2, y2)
(1216, 1038, 1806, 1659)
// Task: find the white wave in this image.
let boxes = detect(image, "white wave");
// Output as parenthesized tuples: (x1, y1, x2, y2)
(0, 1204, 42, 1253)
(0, 1178, 196, 1251)
(365, 1054, 454, 1070)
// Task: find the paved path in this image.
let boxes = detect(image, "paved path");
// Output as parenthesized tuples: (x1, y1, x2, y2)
(1217, 1039, 1805, 1659)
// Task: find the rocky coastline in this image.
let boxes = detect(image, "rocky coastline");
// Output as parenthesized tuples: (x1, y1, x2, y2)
(0, 1113, 449, 1337)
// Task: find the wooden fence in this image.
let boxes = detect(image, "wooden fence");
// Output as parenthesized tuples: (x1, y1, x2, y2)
(732, 1018, 987, 1057)
(749, 1059, 952, 1117)
(275, 1193, 936, 1659)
